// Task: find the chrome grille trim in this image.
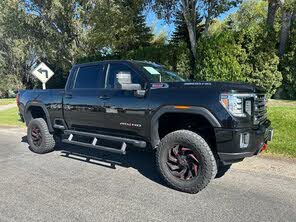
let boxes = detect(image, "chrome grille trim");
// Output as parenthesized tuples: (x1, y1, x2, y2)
(254, 94, 267, 124)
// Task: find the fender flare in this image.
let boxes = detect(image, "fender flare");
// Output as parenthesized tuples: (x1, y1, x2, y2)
(150, 106, 221, 148)
(24, 102, 54, 133)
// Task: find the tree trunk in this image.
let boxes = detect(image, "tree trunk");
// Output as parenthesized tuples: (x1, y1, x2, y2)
(204, 1, 213, 35)
(279, 9, 293, 57)
(204, 15, 211, 35)
(181, 0, 197, 80)
(267, 0, 280, 29)
(186, 20, 197, 80)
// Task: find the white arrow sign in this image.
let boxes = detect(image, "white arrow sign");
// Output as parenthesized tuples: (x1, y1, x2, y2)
(32, 62, 55, 89)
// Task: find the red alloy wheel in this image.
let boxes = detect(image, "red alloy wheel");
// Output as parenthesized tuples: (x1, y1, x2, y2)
(166, 145, 200, 180)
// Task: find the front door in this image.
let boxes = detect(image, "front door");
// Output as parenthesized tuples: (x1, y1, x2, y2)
(99, 62, 148, 138)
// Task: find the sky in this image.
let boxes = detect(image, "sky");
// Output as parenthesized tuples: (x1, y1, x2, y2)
(145, 7, 239, 37)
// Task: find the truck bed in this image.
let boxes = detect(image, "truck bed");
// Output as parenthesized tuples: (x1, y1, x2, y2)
(18, 89, 65, 127)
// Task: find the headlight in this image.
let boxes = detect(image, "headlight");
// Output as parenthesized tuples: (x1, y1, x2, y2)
(220, 93, 254, 117)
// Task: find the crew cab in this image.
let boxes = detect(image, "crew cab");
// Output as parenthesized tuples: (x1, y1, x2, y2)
(17, 60, 273, 193)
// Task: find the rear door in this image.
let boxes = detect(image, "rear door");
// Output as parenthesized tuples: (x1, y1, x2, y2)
(63, 63, 106, 131)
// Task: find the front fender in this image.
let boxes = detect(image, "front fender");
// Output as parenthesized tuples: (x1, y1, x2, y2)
(150, 106, 221, 148)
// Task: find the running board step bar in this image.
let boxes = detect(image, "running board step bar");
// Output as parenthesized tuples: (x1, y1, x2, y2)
(62, 139, 127, 155)
(62, 130, 147, 155)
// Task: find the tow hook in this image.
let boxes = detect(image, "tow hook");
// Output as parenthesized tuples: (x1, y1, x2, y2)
(260, 144, 268, 153)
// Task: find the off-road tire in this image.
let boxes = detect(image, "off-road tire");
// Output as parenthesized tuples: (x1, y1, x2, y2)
(27, 118, 56, 154)
(156, 130, 217, 194)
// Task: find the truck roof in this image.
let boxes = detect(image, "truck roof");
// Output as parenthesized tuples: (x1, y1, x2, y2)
(72, 60, 161, 68)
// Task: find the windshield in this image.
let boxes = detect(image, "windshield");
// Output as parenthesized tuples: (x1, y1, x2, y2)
(135, 62, 185, 82)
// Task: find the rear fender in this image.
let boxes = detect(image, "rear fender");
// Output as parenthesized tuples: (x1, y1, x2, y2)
(24, 102, 54, 133)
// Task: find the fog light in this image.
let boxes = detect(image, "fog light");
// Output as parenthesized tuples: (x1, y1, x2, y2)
(240, 133, 250, 148)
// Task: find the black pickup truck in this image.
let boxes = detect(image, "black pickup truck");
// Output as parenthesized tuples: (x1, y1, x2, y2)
(17, 60, 273, 193)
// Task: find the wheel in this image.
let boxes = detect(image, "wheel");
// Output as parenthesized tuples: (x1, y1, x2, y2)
(156, 130, 217, 194)
(27, 118, 56, 154)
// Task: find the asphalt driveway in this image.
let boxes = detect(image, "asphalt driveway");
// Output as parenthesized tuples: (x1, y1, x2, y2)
(0, 127, 295, 222)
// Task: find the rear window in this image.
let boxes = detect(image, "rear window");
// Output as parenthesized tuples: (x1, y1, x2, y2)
(74, 65, 104, 89)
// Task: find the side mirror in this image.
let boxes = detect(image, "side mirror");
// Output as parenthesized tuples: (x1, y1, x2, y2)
(121, 83, 142, 91)
(121, 84, 146, 98)
(116, 72, 146, 97)
(116, 72, 141, 91)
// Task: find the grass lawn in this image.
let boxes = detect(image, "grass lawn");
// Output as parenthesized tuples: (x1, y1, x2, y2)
(267, 105, 296, 158)
(0, 107, 25, 127)
(268, 99, 296, 107)
(0, 98, 16, 105)
(0, 100, 295, 157)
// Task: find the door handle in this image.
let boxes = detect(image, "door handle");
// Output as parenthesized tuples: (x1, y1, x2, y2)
(99, 95, 110, 100)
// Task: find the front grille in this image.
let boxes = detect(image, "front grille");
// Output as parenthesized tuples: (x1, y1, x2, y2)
(254, 94, 267, 125)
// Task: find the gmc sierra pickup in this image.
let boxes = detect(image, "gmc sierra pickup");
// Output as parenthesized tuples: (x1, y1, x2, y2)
(17, 60, 273, 193)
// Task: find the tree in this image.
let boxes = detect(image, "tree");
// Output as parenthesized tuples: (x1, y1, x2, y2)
(198, 0, 282, 96)
(233, 0, 283, 96)
(147, 0, 198, 80)
(89, 0, 152, 56)
(281, 19, 296, 98)
(0, 0, 27, 94)
(279, 0, 296, 57)
(20, 0, 90, 64)
(148, 0, 240, 80)
(171, 9, 204, 47)
(196, 31, 249, 82)
(11, 0, 95, 88)
(171, 9, 204, 76)
(267, 0, 281, 29)
(202, 0, 242, 34)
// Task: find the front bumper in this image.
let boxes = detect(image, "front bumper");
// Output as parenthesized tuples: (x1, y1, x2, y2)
(215, 125, 273, 164)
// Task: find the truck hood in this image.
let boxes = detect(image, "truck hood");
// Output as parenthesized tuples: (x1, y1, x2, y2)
(158, 81, 265, 93)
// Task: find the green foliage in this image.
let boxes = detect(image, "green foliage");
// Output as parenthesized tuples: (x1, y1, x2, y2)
(89, 0, 152, 55)
(174, 42, 192, 79)
(171, 10, 204, 46)
(123, 44, 177, 69)
(232, 0, 282, 96)
(170, 9, 204, 78)
(202, 0, 242, 32)
(196, 0, 283, 96)
(0, 1, 27, 96)
(0, 75, 23, 98)
(0, 0, 294, 99)
(196, 31, 248, 82)
(281, 19, 296, 99)
(245, 48, 282, 96)
(202, 0, 242, 18)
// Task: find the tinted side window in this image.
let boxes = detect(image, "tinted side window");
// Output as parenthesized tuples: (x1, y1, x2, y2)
(106, 63, 143, 89)
(74, 65, 104, 89)
(66, 68, 78, 90)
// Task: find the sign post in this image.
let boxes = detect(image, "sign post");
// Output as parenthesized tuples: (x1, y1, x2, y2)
(32, 62, 55, 90)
